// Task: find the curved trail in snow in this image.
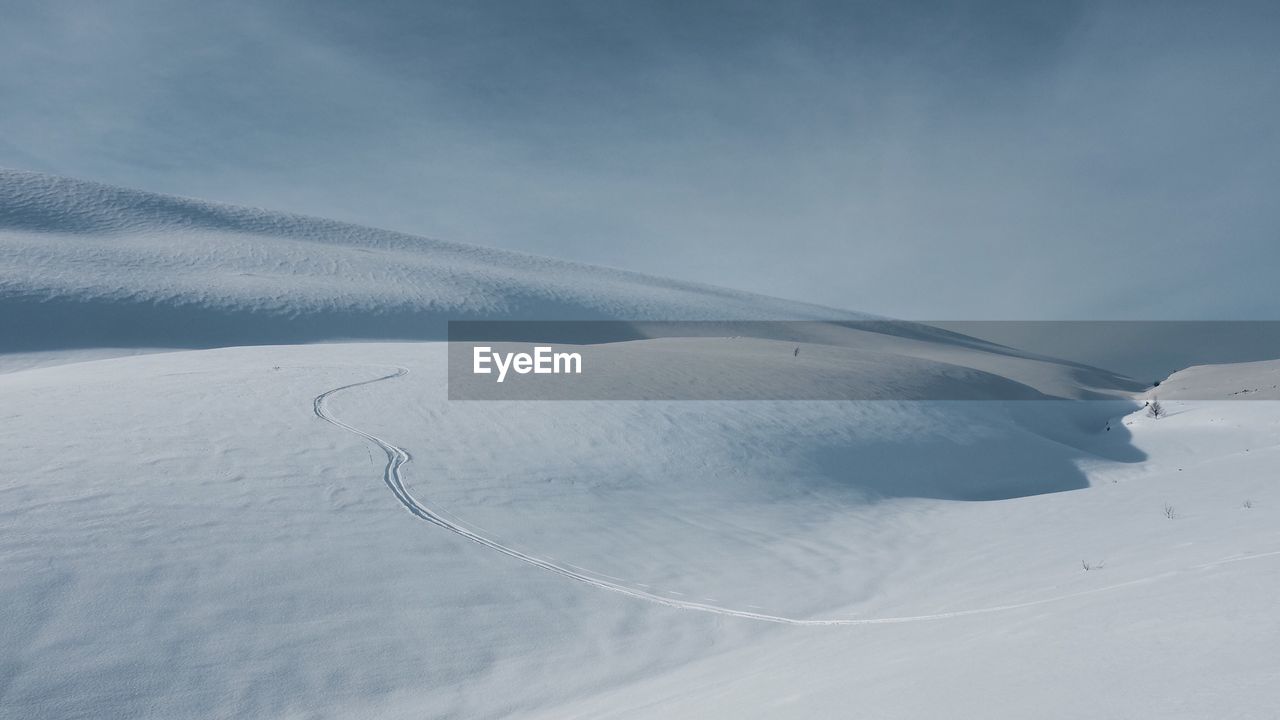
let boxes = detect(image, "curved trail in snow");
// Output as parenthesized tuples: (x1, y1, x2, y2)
(314, 367, 1280, 626)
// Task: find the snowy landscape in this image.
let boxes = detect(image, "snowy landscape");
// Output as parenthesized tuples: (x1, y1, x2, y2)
(5, 2, 1280, 717)
(2, 170, 1278, 718)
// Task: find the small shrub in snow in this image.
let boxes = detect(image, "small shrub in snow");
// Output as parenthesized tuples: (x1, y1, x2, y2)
(1147, 399, 1165, 418)
(1163, 503, 1176, 519)
(1243, 499, 1253, 509)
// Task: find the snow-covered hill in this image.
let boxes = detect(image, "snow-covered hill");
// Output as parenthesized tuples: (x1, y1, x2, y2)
(0, 169, 1144, 399)
(1, 171, 1275, 719)
(1151, 358, 1280, 400)
(0, 168, 866, 351)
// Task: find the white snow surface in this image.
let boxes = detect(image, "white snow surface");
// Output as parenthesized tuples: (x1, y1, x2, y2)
(2, 345, 1277, 719)
(1, 171, 1277, 718)
(1153, 358, 1280, 400)
(0, 168, 866, 352)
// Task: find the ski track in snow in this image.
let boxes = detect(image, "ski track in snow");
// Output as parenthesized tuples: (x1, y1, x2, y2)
(314, 368, 1280, 626)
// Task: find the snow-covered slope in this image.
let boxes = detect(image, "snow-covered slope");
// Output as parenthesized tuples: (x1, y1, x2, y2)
(1151, 358, 1280, 400)
(0, 169, 866, 351)
(0, 169, 1141, 398)
(2, 345, 1277, 719)
(2, 170, 1274, 719)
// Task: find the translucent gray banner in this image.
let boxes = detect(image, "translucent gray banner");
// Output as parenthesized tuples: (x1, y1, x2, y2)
(447, 321, 1280, 401)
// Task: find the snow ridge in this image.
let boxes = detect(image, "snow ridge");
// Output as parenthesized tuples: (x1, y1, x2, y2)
(0, 168, 863, 351)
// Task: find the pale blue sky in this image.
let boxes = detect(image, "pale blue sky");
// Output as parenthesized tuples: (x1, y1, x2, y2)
(2, 0, 1277, 319)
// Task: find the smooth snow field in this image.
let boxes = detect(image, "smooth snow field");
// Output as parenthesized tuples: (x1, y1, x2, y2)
(2, 172, 1279, 719)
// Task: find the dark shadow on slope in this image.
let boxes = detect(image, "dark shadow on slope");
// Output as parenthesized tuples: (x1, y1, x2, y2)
(803, 400, 1145, 501)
